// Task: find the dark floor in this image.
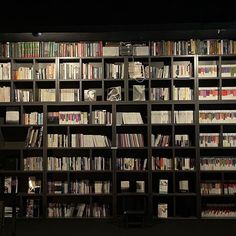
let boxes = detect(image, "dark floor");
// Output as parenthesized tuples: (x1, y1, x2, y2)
(3, 219, 236, 236)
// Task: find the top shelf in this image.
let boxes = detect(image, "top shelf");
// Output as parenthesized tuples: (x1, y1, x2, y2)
(1, 39, 236, 58)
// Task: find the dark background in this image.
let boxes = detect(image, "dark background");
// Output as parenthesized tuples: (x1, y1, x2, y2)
(1, 0, 236, 32)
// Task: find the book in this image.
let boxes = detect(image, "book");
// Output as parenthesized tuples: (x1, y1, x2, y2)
(84, 89, 96, 101)
(107, 86, 121, 101)
(159, 179, 168, 194)
(28, 176, 41, 194)
(4, 176, 18, 194)
(4, 176, 12, 193)
(136, 181, 145, 193)
(133, 85, 145, 101)
(103, 46, 119, 56)
(158, 203, 168, 218)
(179, 180, 189, 192)
(121, 181, 130, 192)
(5, 107, 20, 124)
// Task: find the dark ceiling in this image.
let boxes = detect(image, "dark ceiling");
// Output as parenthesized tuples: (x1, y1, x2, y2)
(1, 0, 236, 32)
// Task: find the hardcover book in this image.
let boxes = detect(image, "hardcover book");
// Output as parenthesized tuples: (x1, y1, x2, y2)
(107, 86, 122, 101)
(133, 85, 146, 101)
(121, 181, 130, 192)
(28, 176, 41, 194)
(136, 181, 145, 193)
(84, 89, 96, 101)
(158, 203, 168, 218)
(159, 179, 168, 194)
(5, 107, 20, 124)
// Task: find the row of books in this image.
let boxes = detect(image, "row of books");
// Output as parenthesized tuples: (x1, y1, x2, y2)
(47, 134, 69, 148)
(116, 112, 143, 124)
(60, 89, 80, 102)
(48, 203, 109, 218)
(48, 111, 89, 124)
(201, 207, 236, 218)
(116, 133, 144, 147)
(91, 110, 112, 124)
(14, 67, 34, 80)
(47, 156, 112, 171)
(151, 134, 170, 147)
(25, 127, 43, 148)
(0, 62, 11, 80)
(199, 87, 236, 100)
(146, 64, 170, 79)
(4, 176, 18, 193)
(150, 88, 170, 101)
(3, 63, 236, 81)
(223, 133, 236, 147)
(47, 110, 111, 125)
(199, 110, 236, 123)
(105, 63, 124, 79)
(14, 89, 33, 102)
(82, 63, 102, 80)
(200, 183, 236, 195)
(174, 111, 194, 124)
(174, 134, 190, 147)
(200, 158, 236, 170)
(24, 112, 43, 125)
(35, 63, 56, 80)
(151, 111, 171, 124)
(198, 65, 217, 77)
(71, 134, 111, 147)
(39, 89, 56, 102)
(199, 133, 220, 147)
(197, 133, 236, 147)
(173, 87, 193, 100)
(48, 180, 111, 194)
(54, 111, 119, 124)
(150, 39, 236, 56)
(60, 63, 80, 80)
(3, 86, 236, 103)
(200, 183, 222, 195)
(24, 157, 43, 171)
(67, 180, 111, 194)
(0, 42, 103, 58)
(151, 157, 195, 171)
(116, 158, 147, 170)
(152, 157, 172, 170)
(1, 40, 236, 58)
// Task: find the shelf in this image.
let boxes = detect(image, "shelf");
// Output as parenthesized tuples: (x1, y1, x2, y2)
(153, 216, 198, 220)
(117, 193, 148, 196)
(116, 170, 148, 173)
(46, 170, 112, 173)
(47, 124, 112, 127)
(2, 38, 236, 223)
(201, 194, 236, 198)
(46, 194, 113, 197)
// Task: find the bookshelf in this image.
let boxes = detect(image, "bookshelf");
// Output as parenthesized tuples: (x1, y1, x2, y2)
(1, 38, 236, 221)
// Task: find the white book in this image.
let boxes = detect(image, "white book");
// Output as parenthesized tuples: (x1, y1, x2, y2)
(159, 179, 168, 194)
(158, 203, 168, 218)
(179, 180, 189, 192)
(121, 181, 129, 192)
(136, 181, 145, 193)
